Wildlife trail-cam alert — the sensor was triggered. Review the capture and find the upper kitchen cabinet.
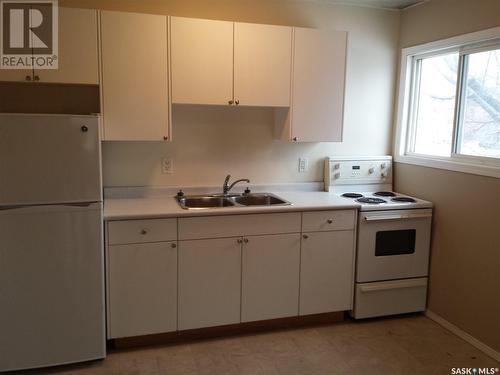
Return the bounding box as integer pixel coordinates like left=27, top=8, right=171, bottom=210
left=170, top=17, right=233, bottom=106
left=233, top=23, right=292, bottom=107
left=275, top=28, right=347, bottom=142
left=171, top=18, right=292, bottom=107
left=100, top=11, right=170, bottom=141
left=0, top=7, right=98, bottom=84
left=40, top=7, right=99, bottom=84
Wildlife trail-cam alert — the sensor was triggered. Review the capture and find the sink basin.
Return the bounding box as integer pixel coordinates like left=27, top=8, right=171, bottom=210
left=231, top=194, right=289, bottom=206
left=176, top=193, right=291, bottom=209
left=177, top=196, right=235, bottom=209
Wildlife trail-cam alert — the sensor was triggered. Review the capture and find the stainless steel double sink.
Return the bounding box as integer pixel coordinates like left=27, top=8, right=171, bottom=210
left=176, top=193, right=291, bottom=210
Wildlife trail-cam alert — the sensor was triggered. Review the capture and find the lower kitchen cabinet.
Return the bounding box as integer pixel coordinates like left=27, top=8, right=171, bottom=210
left=299, top=230, right=355, bottom=315
left=178, top=238, right=242, bottom=330
left=107, top=241, right=177, bottom=338
left=241, top=233, right=301, bottom=322
left=105, top=209, right=357, bottom=338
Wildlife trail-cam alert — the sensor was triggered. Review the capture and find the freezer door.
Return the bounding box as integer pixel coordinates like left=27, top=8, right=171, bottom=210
left=0, top=203, right=105, bottom=371
left=0, top=114, right=101, bottom=205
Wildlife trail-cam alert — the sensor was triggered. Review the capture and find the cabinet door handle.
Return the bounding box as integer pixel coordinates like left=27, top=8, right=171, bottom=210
left=243, top=238, right=249, bottom=243
left=303, top=234, right=309, bottom=239
left=228, top=100, right=234, bottom=105
left=25, top=75, right=32, bottom=81
left=327, top=219, right=333, bottom=224
left=171, top=243, right=177, bottom=248
left=163, top=136, right=169, bottom=141
left=140, top=229, right=148, bottom=235
left=292, top=137, right=298, bottom=142
left=34, top=75, right=40, bottom=81
left=235, top=100, right=240, bottom=105
left=237, top=238, right=243, bottom=244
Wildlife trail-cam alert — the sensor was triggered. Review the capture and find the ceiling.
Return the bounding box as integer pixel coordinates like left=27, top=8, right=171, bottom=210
left=300, top=0, right=428, bottom=10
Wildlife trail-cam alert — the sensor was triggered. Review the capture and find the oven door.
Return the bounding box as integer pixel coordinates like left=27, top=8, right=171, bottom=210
left=356, top=209, right=432, bottom=283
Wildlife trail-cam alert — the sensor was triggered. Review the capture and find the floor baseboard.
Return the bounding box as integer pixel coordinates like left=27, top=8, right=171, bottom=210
left=111, top=311, right=345, bottom=350
left=425, top=310, right=500, bottom=362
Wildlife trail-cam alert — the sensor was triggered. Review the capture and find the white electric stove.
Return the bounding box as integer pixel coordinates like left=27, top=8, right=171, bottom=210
left=324, top=156, right=433, bottom=319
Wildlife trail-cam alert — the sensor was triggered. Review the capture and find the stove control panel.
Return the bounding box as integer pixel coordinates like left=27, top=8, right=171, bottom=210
left=324, top=156, right=392, bottom=191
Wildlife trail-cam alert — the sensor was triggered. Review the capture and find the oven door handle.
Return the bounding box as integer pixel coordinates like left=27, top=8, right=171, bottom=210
left=364, top=212, right=432, bottom=222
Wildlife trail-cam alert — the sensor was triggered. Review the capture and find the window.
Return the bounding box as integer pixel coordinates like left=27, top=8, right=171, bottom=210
left=395, top=27, right=500, bottom=178
left=457, top=48, right=500, bottom=158
left=412, top=52, right=459, bottom=157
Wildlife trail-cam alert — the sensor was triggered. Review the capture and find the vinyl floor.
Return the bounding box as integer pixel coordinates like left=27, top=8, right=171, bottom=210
left=14, top=315, right=500, bottom=375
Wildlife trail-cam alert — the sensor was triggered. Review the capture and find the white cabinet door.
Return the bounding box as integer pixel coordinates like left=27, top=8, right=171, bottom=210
left=290, top=28, right=347, bottom=142
left=108, top=241, right=177, bottom=338
left=234, top=23, right=292, bottom=107
left=178, top=238, right=241, bottom=330
left=241, top=233, right=300, bottom=322
left=0, top=69, right=33, bottom=83
left=0, top=7, right=98, bottom=84
left=38, top=7, right=99, bottom=84
left=171, top=17, right=233, bottom=105
left=100, top=11, right=170, bottom=141
left=299, top=230, right=355, bottom=315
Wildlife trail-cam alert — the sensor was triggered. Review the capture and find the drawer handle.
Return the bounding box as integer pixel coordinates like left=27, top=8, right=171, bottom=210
left=327, top=219, right=334, bottom=224
left=171, top=243, right=177, bottom=248
left=140, top=229, right=148, bottom=235
left=303, top=234, right=309, bottom=239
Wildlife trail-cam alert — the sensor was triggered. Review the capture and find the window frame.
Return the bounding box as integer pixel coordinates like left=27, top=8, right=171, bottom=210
left=394, top=26, right=500, bottom=179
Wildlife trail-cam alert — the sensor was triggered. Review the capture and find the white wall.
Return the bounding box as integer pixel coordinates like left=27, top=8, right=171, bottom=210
left=63, top=0, right=400, bottom=187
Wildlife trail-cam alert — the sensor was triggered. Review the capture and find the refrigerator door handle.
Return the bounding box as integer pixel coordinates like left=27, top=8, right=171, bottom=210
left=0, top=206, right=22, bottom=211
left=0, top=202, right=101, bottom=211
left=61, top=202, right=100, bottom=207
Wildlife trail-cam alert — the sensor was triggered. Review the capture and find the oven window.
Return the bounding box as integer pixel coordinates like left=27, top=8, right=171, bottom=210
left=375, top=230, right=416, bottom=256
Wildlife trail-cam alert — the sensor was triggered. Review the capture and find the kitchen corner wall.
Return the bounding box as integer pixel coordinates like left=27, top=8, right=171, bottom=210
left=395, top=0, right=500, bottom=354
left=60, top=0, right=400, bottom=187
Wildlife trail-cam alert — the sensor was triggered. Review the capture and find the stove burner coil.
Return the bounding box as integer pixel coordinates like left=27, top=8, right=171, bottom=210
left=342, top=193, right=364, bottom=198
left=357, top=197, right=387, bottom=204
left=392, top=197, right=416, bottom=203
left=373, top=191, right=396, bottom=197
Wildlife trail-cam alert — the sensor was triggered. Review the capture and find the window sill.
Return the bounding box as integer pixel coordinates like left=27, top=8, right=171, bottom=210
left=394, top=154, right=500, bottom=179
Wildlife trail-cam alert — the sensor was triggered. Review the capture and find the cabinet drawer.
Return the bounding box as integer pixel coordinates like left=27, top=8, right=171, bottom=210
left=108, top=218, right=177, bottom=245
left=179, top=212, right=301, bottom=240
left=353, top=278, right=427, bottom=319
left=302, top=210, right=356, bottom=232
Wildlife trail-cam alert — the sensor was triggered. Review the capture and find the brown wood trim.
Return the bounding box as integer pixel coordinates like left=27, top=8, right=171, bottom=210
left=0, top=82, right=100, bottom=114
left=110, top=311, right=345, bottom=350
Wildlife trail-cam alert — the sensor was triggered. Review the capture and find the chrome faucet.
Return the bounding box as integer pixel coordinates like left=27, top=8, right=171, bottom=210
left=223, top=174, right=250, bottom=195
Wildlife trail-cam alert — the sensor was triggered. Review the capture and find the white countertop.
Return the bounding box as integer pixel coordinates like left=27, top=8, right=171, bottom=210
left=104, top=185, right=360, bottom=220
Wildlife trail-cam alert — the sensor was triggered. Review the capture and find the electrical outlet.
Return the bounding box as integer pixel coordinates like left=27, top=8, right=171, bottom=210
left=161, top=158, right=173, bottom=174
left=298, top=157, right=309, bottom=173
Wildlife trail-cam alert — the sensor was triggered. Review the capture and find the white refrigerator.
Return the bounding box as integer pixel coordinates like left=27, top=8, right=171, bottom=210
left=0, top=114, right=106, bottom=371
